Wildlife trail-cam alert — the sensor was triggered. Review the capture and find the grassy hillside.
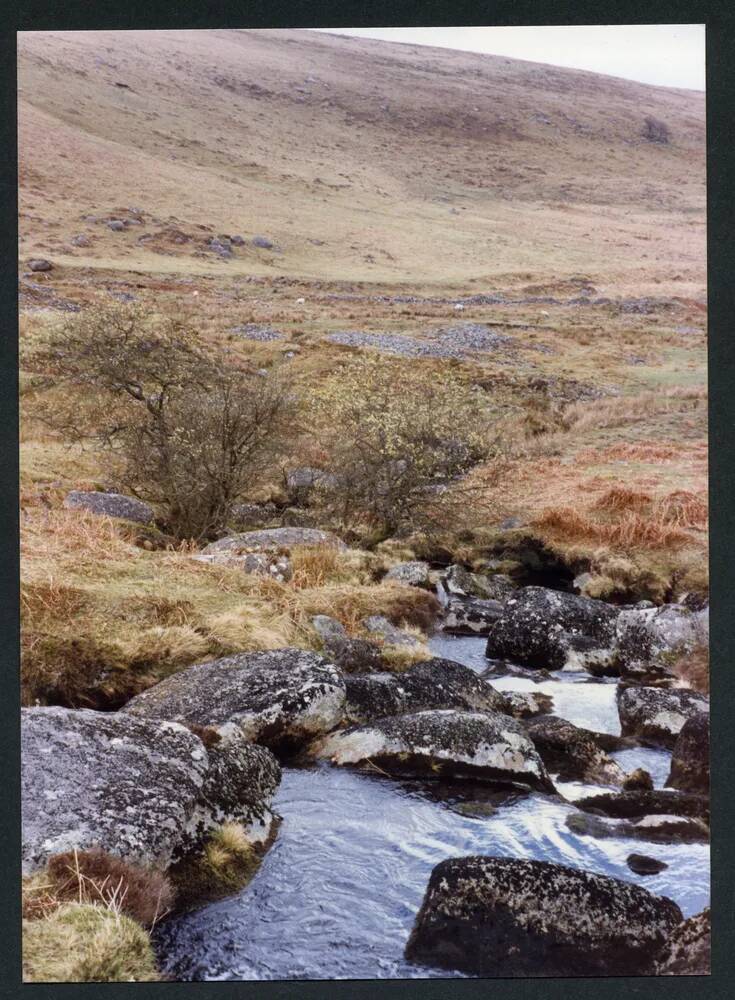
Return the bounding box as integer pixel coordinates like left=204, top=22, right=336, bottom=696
left=18, top=29, right=707, bottom=714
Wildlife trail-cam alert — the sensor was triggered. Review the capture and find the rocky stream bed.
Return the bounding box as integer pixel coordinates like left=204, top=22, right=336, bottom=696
left=153, top=632, right=709, bottom=981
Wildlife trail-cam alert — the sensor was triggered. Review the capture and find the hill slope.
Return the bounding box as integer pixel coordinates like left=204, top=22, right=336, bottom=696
left=18, top=28, right=705, bottom=289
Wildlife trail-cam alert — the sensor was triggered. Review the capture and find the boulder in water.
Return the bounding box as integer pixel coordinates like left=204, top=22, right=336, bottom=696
left=524, top=715, right=626, bottom=786
left=442, top=596, right=504, bottom=635
left=404, top=856, right=682, bottom=976
left=342, top=658, right=509, bottom=724
left=565, top=810, right=708, bottom=844
left=485, top=586, right=619, bottom=672
left=623, top=767, right=654, bottom=791
left=627, top=853, right=668, bottom=875
left=616, top=685, right=708, bottom=748
left=574, top=788, right=709, bottom=823
left=614, top=604, right=708, bottom=677
left=502, top=691, right=554, bottom=719
left=666, top=713, right=709, bottom=793
left=312, top=709, right=554, bottom=792
left=122, top=648, right=345, bottom=753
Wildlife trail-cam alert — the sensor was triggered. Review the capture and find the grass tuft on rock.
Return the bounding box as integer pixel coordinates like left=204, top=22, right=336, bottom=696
left=169, top=822, right=266, bottom=912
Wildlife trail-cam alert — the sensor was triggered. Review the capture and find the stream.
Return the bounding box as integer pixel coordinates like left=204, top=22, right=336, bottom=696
left=156, top=634, right=710, bottom=981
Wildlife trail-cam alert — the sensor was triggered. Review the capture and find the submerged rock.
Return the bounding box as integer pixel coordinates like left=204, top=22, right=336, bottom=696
left=312, top=709, right=554, bottom=792
left=202, top=527, right=345, bottom=553
left=666, top=713, right=709, bottom=793
left=617, top=685, right=709, bottom=748
left=405, top=856, right=682, bottom=976
left=627, top=853, right=669, bottom=875
left=485, top=586, right=619, bottom=672
left=342, top=658, right=509, bottom=724
left=524, top=715, right=626, bottom=786
left=574, top=788, right=709, bottom=823
left=565, top=810, right=708, bottom=844
left=122, top=648, right=345, bottom=753
left=21, top=707, right=279, bottom=873
left=654, top=908, right=710, bottom=975
left=63, top=490, right=154, bottom=525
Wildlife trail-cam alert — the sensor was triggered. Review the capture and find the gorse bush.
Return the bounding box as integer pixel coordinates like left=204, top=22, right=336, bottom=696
left=312, top=355, right=495, bottom=535
left=28, top=302, right=296, bottom=540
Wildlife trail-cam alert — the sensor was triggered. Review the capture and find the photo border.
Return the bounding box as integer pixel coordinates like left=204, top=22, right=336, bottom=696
left=2, top=1, right=732, bottom=997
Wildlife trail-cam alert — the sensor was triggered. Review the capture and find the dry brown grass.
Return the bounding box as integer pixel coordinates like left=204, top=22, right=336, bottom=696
left=23, top=849, right=173, bottom=928
left=533, top=504, right=693, bottom=550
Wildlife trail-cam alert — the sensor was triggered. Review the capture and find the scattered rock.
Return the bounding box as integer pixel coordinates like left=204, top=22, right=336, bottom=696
left=192, top=551, right=292, bottom=582
left=362, top=615, right=422, bottom=649
left=617, top=685, right=709, bottom=748
left=654, top=908, right=710, bottom=975
left=311, top=615, right=347, bottom=645
left=71, top=235, right=91, bottom=247
left=525, top=715, right=625, bottom=786
left=502, top=691, right=554, bottom=719
left=202, top=527, right=346, bottom=554
left=404, top=856, right=682, bottom=976
left=627, top=853, right=668, bottom=876
left=385, top=561, right=431, bottom=588
left=230, top=235, right=245, bottom=246
left=229, top=323, right=283, bottom=341
left=63, top=490, right=154, bottom=525
left=623, top=767, right=654, bottom=791
left=122, top=648, right=345, bottom=754
left=324, top=637, right=387, bottom=675
left=485, top=586, right=619, bottom=672
left=442, top=596, right=504, bottom=635
left=312, top=709, right=554, bottom=791
left=107, top=220, right=126, bottom=231
left=666, top=713, right=709, bottom=793
left=252, top=236, right=274, bottom=249
left=28, top=258, right=53, bottom=271
left=342, top=658, right=509, bottom=724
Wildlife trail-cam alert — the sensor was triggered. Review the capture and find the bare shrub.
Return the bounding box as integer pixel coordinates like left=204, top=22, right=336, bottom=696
left=311, top=355, right=496, bottom=535
left=642, top=115, right=670, bottom=144
left=27, top=301, right=296, bottom=540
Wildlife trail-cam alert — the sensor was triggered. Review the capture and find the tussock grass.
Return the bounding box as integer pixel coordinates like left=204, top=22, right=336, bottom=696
left=23, top=903, right=160, bottom=982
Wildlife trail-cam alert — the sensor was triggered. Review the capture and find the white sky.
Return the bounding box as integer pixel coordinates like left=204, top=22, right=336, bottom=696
left=313, top=25, right=705, bottom=91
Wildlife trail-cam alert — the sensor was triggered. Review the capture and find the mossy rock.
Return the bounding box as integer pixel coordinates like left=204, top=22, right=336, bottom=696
left=23, top=903, right=160, bottom=982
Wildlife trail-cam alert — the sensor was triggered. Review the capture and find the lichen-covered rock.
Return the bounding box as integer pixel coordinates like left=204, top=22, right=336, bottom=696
left=311, top=615, right=347, bottom=644
left=654, top=908, right=710, bottom=975
left=342, top=658, right=509, bottom=725
left=439, top=564, right=514, bottom=602
left=229, top=501, right=278, bottom=528
left=312, top=710, right=554, bottom=791
left=63, top=490, right=154, bottom=525
left=666, top=713, right=709, bottom=793
left=404, top=856, right=682, bottom=976
left=22, top=707, right=207, bottom=873
left=442, top=596, right=504, bottom=635
left=362, top=615, right=422, bottom=648
left=502, top=691, right=554, bottom=719
left=183, top=740, right=281, bottom=851
left=574, top=788, right=709, bottom=823
left=617, top=685, right=709, bottom=748
left=614, top=604, right=709, bottom=676
left=122, top=648, right=345, bottom=753
left=385, top=561, right=431, bottom=588
left=485, top=586, right=619, bottom=671
left=193, top=550, right=292, bottom=581
left=524, top=715, right=625, bottom=786
left=202, top=527, right=345, bottom=554
left=325, top=637, right=386, bottom=674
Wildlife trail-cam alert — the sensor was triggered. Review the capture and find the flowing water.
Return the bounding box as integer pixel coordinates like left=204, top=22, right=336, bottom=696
left=156, top=634, right=710, bottom=982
